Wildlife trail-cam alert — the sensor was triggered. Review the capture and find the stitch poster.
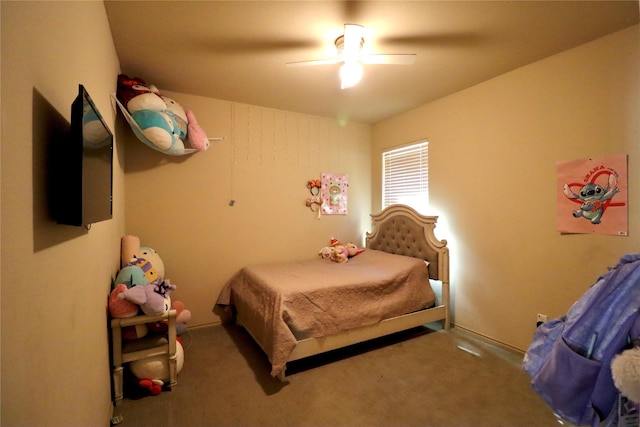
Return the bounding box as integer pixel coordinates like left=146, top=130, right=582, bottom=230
left=321, top=173, right=348, bottom=215
left=556, top=154, right=628, bottom=235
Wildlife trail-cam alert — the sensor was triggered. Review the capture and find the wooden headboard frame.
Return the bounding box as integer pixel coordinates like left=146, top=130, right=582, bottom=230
left=365, top=204, right=449, bottom=284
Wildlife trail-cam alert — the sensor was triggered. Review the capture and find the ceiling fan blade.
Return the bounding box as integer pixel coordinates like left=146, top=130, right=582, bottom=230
left=285, top=58, right=341, bottom=67
left=381, top=32, right=483, bottom=48
left=361, top=54, right=416, bottom=65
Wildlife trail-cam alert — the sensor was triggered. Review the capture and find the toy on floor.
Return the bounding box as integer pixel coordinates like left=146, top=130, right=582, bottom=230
left=116, top=74, right=209, bottom=155
left=130, top=338, right=185, bottom=396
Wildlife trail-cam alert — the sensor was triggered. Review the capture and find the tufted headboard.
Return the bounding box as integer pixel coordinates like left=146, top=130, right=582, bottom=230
left=365, top=204, right=449, bottom=283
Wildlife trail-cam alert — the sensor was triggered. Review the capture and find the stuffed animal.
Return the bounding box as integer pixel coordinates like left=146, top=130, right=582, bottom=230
left=332, top=245, right=349, bottom=263
left=147, top=300, right=192, bottom=336
left=115, top=257, right=160, bottom=289
left=612, top=347, right=640, bottom=403
left=318, top=246, right=333, bottom=259
left=330, top=237, right=343, bottom=248
left=116, top=74, right=209, bottom=155
left=186, top=110, right=209, bottom=151
left=130, top=338, right=185, bottom=396
left=109, top=284, right=148, bottom=339
left=346, top=243, right=365, bottom=258
left=118, top=274, right=176, bottom=316
left=329, top=237, right=347, bottom=262
left=324, top=238, right=362, bottom=263
left=118, top=235, right=191, bottom=329
left=121, top=235, right=165, bottom=279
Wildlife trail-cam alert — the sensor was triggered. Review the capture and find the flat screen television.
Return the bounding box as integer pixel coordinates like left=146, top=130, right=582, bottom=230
left=55, top=84, right=113, bottom=227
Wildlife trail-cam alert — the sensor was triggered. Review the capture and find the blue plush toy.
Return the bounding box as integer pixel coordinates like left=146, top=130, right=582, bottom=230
left=129, top=109, right=185, bottom=154
left=115, top=74, right=209, bottom=155
left=115, top=257, right=160, bottom=289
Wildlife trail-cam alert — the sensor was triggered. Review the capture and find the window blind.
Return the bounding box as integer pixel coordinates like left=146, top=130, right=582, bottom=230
left=382, top=141, right=428, bottom=212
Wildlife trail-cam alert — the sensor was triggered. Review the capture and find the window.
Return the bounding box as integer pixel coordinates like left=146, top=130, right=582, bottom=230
left=382, top=141, right=428, bottom=213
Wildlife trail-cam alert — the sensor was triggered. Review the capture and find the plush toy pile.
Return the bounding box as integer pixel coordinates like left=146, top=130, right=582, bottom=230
left=115, top=74, right=209, bottom=156
left=108, top=235, right=191, bottom=396
left=318, top=237, right=364, bottom=263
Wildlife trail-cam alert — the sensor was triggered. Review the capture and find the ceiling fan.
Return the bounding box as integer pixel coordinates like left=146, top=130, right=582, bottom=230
left=286, top=24, right=416, bottom=89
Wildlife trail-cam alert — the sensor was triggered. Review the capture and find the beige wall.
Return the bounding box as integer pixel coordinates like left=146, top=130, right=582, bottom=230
left=122, top=94, right=371, bottom=327
left=1, top=2, right=636, bottom=424
left=1, top=2, right=124, bottom=426
left=372, top=25, right=639, bottom=351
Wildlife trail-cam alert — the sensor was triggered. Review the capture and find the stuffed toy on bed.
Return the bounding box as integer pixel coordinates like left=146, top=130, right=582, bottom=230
left=346, top=242, right=365, bottom=258
left=116, top=74, right=209, bottom=155
left=322, top=238, right=364, bottom=263
left=318, top=246, right=333, bottom=259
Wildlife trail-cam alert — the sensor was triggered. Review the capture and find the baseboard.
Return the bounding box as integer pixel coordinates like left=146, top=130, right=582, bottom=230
left=451, top=323, right=526, bottom=355
left=188, top=321, right=223, bottom=331
left=107, top=400, right=114, bottom=426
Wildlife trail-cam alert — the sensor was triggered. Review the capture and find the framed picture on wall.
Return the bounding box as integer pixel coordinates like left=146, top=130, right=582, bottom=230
left=321, top=172, right=348, bottom=215
left=556, top=154, right=628, bottom=235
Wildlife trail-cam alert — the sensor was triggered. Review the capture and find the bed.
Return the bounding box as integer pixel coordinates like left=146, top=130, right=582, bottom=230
left=216, top=204, right=450, bottom=380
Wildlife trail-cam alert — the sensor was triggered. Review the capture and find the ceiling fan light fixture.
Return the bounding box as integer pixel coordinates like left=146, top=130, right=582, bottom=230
left=285, top=23, right=415, bottom=89
left=340, top=61, right=363, bottom=89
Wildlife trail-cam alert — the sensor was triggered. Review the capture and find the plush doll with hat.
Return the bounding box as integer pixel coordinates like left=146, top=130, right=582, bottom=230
left=116, top=74, right=209, bottom=155
left=329, top=237, right=348, bottom=263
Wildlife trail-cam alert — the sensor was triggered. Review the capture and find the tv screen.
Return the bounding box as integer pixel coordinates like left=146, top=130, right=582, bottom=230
left=56, top=84, right=113, bottom=227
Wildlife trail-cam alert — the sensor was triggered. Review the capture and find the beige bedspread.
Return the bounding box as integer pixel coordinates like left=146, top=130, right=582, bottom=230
left=216, top=249, right=436, bottom=377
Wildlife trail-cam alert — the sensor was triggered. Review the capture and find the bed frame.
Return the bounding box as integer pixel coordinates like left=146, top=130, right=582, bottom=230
left=276, top=204, right=450, bottom=380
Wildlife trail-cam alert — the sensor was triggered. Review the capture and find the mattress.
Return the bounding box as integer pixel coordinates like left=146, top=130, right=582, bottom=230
left=216, top=249, right=435, bottom=377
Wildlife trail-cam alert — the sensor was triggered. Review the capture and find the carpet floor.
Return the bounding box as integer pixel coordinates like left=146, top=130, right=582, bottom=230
left=113, top=323, right=561, bottom=426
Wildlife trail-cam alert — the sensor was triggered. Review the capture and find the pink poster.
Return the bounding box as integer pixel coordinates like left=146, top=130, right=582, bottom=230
left=556, top=154, right=628, bottom=235
left=321, top=173, right=348, bottom=215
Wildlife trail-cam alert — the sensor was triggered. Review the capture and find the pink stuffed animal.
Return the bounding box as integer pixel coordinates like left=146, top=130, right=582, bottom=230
left=346, top=243, right=365, bottom=258
left=109, top=284, right=148, bottom=339
left=118, top=276, right=176, bottom=316
left=332, top=245, right=349, bottom=263
left=186, top=110, right=209, bottom=151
